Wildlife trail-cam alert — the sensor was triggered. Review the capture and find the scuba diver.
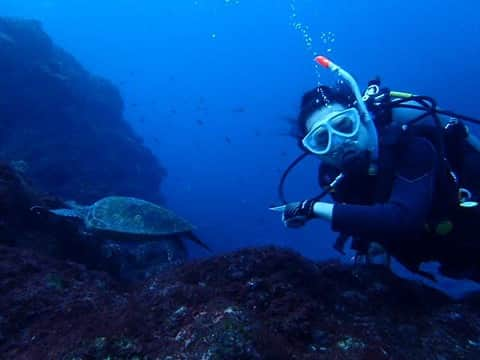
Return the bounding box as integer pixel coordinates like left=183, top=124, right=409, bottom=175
left=272, top=56, right=480, bottom=282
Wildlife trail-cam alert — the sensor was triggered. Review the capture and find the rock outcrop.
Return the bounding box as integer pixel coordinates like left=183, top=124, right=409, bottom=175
left=0, top=17, right=166, bottom=203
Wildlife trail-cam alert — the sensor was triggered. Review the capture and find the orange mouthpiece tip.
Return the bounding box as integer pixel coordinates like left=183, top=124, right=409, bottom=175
left=314, top=56, right=330, bottom=68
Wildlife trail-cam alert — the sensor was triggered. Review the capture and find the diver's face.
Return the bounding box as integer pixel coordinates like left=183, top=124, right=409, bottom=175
left=304, top=103, right=371, bottom=167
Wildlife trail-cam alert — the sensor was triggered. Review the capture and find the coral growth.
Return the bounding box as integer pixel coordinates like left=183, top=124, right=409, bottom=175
left=1, top=245, right=480, bottom=359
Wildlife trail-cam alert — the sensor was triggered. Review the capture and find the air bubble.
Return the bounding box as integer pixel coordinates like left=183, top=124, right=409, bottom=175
left=289, top=0, right=336, bottom=92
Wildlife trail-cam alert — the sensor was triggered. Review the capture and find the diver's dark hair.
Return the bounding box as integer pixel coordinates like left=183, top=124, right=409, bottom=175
left=289, top=85, right=355, bottom=148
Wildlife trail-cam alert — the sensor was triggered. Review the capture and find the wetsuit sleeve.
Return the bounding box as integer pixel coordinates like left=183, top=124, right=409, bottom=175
left=331, top=137, right=437, bottom=237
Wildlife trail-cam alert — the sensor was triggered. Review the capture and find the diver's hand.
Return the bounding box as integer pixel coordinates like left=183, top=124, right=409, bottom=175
left=282, top=200, right=316, bottom=228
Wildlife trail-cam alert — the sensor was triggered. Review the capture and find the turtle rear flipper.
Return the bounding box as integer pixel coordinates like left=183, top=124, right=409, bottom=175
left=184, top=232, right=212, bottom=252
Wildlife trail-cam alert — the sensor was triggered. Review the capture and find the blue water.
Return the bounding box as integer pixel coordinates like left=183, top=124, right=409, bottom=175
left=4, top=0, right=480, bottom=296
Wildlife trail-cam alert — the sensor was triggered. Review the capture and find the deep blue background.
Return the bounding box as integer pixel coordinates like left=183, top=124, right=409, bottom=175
left=4, top=0, right=480, bottom=296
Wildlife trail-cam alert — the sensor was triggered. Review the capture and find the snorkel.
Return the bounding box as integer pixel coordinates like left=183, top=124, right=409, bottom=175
left=274, top=56, right=379, bottom=206
left=315, top=56, right=379, bottom=172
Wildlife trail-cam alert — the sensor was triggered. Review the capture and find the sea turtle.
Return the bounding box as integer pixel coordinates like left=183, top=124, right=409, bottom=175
left=33, top=196, right=210, bottom=252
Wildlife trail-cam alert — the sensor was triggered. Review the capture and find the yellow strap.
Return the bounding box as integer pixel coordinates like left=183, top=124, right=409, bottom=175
left=390, top=91, right=414, bottom=99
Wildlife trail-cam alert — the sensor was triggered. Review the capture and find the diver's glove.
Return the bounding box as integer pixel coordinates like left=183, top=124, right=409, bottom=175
left=282, top=200, right=316, bottom=228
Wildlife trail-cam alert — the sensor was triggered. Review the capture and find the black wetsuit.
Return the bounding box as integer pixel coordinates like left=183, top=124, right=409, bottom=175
left=319, top=132, right=480, bottom=280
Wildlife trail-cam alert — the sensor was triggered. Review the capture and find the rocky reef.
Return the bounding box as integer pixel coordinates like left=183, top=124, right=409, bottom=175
left=2, top=244, right=480, bottom=359
left=0, top=17, right=166, bottom=203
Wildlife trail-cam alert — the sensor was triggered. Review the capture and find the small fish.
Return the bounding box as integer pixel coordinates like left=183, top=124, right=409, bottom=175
left=225, top=136, right=232, bottom=144
left=196, top=119, right=204, bottom=126
left=232, top=107, right=246, bottom=113
left=0, top=32, right=15, bottom=45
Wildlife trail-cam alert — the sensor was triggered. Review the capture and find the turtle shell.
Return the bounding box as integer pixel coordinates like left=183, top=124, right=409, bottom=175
left=84, top=196, right=194, bottom=236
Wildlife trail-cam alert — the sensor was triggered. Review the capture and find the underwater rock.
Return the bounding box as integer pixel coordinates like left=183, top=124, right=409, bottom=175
left=0, top=161, right=67, bottom=250
left=2, top=245, right=480, bottom=359
left=0, top=17, right=166, bottom=203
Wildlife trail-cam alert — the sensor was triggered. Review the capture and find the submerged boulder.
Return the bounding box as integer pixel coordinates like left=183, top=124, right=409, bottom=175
left=0, top=17, right=166, bottom=203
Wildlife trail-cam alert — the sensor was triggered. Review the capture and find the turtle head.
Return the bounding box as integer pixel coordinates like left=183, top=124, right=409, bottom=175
left=49, top=208, right=83, bottom=219
left=50, top=200, right=90, bottom=219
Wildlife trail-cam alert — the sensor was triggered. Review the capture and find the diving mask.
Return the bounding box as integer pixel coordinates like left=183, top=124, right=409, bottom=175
left=302, top=107, right=361, bottom=155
